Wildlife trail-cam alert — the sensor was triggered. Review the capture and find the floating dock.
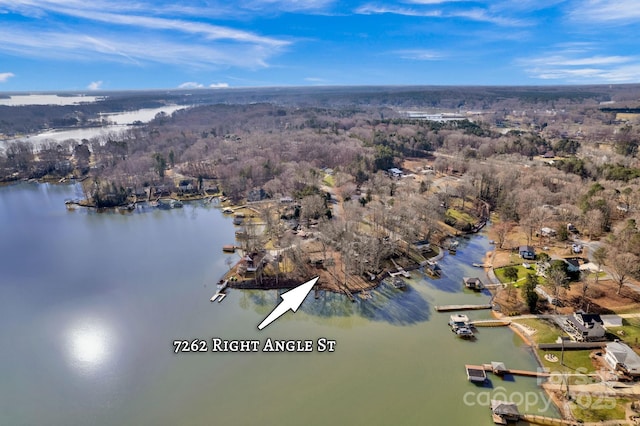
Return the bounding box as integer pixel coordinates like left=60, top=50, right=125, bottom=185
left=465, top=364, right=487, bottom=382
left=210, top=280, right=228, bottom=303
left=435, top=304, right=492, bottom=312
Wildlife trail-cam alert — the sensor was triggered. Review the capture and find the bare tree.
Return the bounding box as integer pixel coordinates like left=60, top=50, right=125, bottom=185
left=608, top=250, right=640, bottom=295
left=592, top=246, right=607, bottom=285
left=584, top=209, right=605, bottom=239
left=545, top=265, right=568, bottom=313
left=494, top=221, right=515, bottom=249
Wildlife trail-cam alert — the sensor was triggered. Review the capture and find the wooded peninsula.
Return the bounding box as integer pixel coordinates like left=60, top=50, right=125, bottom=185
left=2, top=85, right=640, bottom=312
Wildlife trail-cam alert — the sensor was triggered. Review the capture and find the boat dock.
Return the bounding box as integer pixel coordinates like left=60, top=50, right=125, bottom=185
left=210, top=280, right=228, bottom=303
left=435, top=304, right=492, bottom=312
left=389, top=259, right=410, bottom=278
left=466, top=362, right=550, bottom=378
left=519, top=414, right=580, bottom=425
left=465, top=364, right=487, bottom=382
left=210, top=291, right=227, bottom=303
left=470, top=319, right=511, bottom=327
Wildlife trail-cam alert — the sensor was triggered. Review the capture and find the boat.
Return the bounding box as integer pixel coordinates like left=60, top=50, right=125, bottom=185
left=222, top=245, right=236, bottom=253
left=448, top=241, right=458, bottom=254
left=453, top=326, right=474, bottom=338
left=472, top=263, right=484, bottom=268
left=222, top=207, right=233, bottom=214
left=390, top=277, right=406, bottom=289
left=217, top=280, right=228, bottom=291
left=449, top=314, right=475, bottom=338
left=449, top=314, right=470, bottom=328
left=158, top=199, right=183, bottom=209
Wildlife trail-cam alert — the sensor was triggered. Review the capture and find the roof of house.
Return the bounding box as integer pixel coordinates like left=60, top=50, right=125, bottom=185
left=575, top=311, right=603, bottom=325
left=566, top=312, right=604, bottom=333
left=519, top=245, right=534, bottom=252
left=491, top=400, right=520, bottom=417
left=565, top=258, right=580, bottom=268
left=606, top=341, right=640, bottom=373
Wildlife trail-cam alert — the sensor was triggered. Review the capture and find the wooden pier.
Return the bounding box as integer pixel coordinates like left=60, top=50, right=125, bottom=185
left=471, top=319, right=511, bottom=327
left=519, top=414, right=580, bottom=425
left=468, top=362, right=550, bottom=378
left=435, top=304, right=492, bottom=312
left=389, top=259, right=410, bottom=278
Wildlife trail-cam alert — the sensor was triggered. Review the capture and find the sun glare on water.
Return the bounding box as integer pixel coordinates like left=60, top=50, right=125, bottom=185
left=67, top=321, right=113, bottom=370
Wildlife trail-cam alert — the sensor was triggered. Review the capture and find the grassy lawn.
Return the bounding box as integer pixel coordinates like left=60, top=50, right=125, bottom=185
left=446, top=208, right=476, bottom=225
left=426, top=245, right=440, bottom=258
left=570, top=398, right=627, bottom=422
left=494, top=264, right=535, bottom=286
left=513, top=318, right=564, bottom=344
left=538, top=349, right=597, bottom=375
left=606, top=317, right=640, bottom=348
left=322, top=174, right=335, bottom=187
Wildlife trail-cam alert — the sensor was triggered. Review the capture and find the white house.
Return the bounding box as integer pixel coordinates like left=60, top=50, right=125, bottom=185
left=565, top=311, right=605, bottom=341
left=388, top=168, right=403, bottom=178
left=604, top=341, right=640, bottom=376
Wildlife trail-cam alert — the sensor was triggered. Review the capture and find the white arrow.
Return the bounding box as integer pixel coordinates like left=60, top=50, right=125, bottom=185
left=257, top=277, right=318, bottom=330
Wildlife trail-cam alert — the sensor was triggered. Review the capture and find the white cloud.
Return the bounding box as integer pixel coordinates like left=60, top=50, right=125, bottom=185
left=0, top=1, right=290, bottom=69
left=570, top=0, right=640, bottom=23
left=0, top=27, right=283, bottom=68
left=87, top=80, right=103, bottom=90
left=209, top=82, right=229, bottom=88
left=407, top=0, right=469, bottom=4
left=394, top=49, right=444, bottom=60
left=355, top=3, right=526, bottom=25
left=178, top=82, right=204, bottom=89
left=0, top=72, right=14, bottom=82
left=520, top=47, right=640, bottom=83
left=243, top=0, right=335, bottom=12
left=355, top=4, right=441, bottom=17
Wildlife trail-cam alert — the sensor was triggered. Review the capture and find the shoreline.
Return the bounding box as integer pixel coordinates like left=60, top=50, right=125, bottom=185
left=495, top=308, right=572, bottom=422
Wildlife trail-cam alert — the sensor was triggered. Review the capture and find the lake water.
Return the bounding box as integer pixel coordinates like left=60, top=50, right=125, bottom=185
left=2, top=105, right=188, bottom=148
left=0, top=94, right=104, bottom=106
left=0, top=183, right=558, bottom=426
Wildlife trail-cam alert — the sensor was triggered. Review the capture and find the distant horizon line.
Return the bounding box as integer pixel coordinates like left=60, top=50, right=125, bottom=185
left=1, top=82, right=640, bottom=95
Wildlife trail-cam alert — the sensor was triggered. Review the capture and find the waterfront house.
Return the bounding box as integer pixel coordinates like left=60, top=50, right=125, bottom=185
left=248, top=188, right=267, bottom=202
left=604, top=341, right=640, bottom=376
left=178, top=179, right=195, bottom=193
left=565, top=311, right=605, bottom=341
left=413, top=239, right=431, bottom=251
left=519, top=245, right=535, bottom=260
left=463, top=277, right=484, bottom=291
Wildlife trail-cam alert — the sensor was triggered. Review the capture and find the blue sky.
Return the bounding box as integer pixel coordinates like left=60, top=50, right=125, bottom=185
left=0, top=0, right=639, bottom=91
